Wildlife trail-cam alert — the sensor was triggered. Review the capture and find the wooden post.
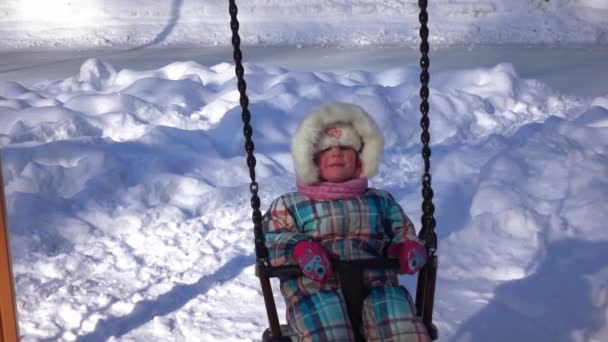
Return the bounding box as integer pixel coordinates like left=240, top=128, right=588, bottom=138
left=0, top=155, right=20, bottom=342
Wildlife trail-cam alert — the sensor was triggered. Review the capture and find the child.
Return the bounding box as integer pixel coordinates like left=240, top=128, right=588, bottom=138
left=262, top=102, right=431, bottom=341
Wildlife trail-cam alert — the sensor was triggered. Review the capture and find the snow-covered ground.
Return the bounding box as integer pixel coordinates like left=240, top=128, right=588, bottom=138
left=0, top=0, right=607, bottom=49
left=1, top=1, right=608, bottom=342
left=2, top=45, right=608, bottom=98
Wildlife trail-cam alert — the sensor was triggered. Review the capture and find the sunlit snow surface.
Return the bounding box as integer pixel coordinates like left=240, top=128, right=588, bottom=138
left=1, top=58, right=607, bottom=341
left=1, top=0, right=607, bottom=48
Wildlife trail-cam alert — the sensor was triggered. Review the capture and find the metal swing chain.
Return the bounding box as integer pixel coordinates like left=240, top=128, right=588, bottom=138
left=418, top=0, right=438, bottom=256
left=229, top=4, right=288, bottom=340
left=228, top=0, right=267, bottom=261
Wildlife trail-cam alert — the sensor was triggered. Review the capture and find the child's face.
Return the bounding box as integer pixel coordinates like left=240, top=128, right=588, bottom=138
left=315, top=146, right=360, bottom=182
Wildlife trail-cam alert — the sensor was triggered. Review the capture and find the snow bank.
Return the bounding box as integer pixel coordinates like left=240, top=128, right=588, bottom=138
left=1, top=57, right=607, bottom=340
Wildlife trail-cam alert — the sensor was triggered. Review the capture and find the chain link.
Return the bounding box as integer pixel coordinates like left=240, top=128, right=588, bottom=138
left=228, top=0, right=267, bottom=261
left=418, top=0, right=438, bottom=255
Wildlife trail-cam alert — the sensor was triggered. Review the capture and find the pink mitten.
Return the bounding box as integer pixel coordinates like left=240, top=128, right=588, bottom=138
left=388, top=240, right=428, bottom=274
left=292, top=241, right=333, bottom=283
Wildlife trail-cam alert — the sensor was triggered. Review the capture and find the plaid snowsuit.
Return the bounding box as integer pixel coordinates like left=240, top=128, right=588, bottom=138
left=262, top=188, right=430, bottom=342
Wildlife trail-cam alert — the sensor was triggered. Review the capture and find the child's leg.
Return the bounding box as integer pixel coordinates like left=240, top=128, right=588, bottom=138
left=287, top=289, right=355, bottom=342
left=362, top=286, right=431, bottom=342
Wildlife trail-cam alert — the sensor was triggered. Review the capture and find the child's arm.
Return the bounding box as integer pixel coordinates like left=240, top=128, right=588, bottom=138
left=262, top=195, right=311, bottom=267
left=384, top=193, right=423, bottom=246
left=384, top=192, right=428, bottom=274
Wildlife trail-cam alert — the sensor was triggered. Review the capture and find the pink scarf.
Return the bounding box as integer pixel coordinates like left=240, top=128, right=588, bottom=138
left=297, top=178, right=368, bottom=201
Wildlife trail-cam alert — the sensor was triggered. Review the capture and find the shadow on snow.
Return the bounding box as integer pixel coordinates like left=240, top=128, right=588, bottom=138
left=75, top=254, right=255, bottom=342
left=451, top=238, right=608, bottom=342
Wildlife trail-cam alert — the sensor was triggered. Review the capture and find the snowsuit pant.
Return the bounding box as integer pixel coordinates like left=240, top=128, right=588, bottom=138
left=287, top=285, right=431, bottom=342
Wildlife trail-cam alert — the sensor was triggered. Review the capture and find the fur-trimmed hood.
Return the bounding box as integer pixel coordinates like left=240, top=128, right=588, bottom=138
left=291, top=102, right=384, bottom=184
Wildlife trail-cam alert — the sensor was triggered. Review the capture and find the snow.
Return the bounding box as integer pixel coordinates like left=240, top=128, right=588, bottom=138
left=1, top=0, right=608, bottom=49
left=1, top=1, right=607, bottom=342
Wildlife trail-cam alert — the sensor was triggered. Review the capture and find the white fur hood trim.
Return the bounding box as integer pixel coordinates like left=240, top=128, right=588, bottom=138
left=291, top=102, right=384, bottom=184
